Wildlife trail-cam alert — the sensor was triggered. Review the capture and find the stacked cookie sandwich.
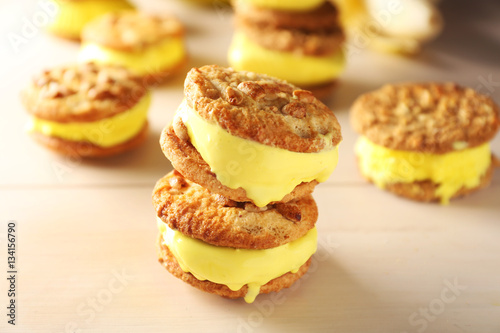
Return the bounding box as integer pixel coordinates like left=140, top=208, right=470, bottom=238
left=153, top=65, right=342, bottom=303
left=228, top=0, right=346, bottom=99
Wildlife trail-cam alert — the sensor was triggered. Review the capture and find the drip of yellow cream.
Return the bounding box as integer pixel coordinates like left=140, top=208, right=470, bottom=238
left=177, top=100, right=339, bottom=207
left=78, top=38, right=186, bottom=76
left=158, top=218, right=317, bottom=303
left=228, top=33, right=345, bottom=86
left=47, top=0, right=134, bottom=39
left=238, top=0, right=324, bottom=11
left=27, top=93, right=150, bottom=147
left=355, top=136, right=492, bottom=204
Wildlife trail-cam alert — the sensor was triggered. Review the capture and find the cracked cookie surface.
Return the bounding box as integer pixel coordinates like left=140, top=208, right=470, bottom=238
left=351, top=82, right=500, bottom=153
left=22, top=62, right=147, bottom=123
left=153, top=170, right=318, bottom=249
left=184, top=65, right=342, bottom=153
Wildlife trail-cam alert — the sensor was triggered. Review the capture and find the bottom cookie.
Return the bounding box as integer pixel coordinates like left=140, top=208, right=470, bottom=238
left=46, top=29, right=81, bottom=41
left=157, top=233, right=312, bottom=302
left=363, top=156, right=496, bottom=203
left=30, top=121, right=149, bottom=158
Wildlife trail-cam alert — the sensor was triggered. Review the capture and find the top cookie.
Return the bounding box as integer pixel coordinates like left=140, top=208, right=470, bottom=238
left=184, top=65, right=342, bottom=153
left=21, top=62, right=147, bottom=123
left=81, top=11, right=185, bottom=51
left=351, top=82, right=500, bottom=153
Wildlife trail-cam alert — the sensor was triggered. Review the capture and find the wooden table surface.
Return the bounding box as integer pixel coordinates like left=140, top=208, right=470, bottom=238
left=1, top=0, right=499, bottom=332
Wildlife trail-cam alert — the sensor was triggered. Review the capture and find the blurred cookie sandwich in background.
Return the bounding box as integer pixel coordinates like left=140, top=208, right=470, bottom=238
left=79, top=11, right=187, bottom=85
left=351, top=82, right=500, bottom=204
left=21, top=62, right=151, bottom=157
left=228, top=0, right=346, bottom=99
left=333, top=0, right=443, bottom=54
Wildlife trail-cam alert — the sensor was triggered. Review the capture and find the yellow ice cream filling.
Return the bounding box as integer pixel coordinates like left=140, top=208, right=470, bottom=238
left=239, top=0, right=324, bottom=11
left=158, top=218, right=317, bottom=303
left=28, top=93, right=150, bottom=148
left=355, top=136, right=492, bottom=204
left=228, top=33, right=345, bottom=86
left=78, top=38, right=186, bottom=76
left=178, top=100, right=339, bottom=207
left=47, top=0, right=133, bottom=39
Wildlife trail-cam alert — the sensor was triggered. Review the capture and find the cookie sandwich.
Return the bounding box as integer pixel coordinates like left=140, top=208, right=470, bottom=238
left=154, top=170, right=318, bottom=303
left=154, top=65, right=342, bottom=303
left=79, top=11, right=187, bottom=85
left=161, top=65, right=342, bottom=207
left=46, top=0, right=134, bottom=40
left=21, top=62, right=151, bottom=157
left=228, top=0, right=346, bottom=99
left=351, top=82, right=500, bottom=204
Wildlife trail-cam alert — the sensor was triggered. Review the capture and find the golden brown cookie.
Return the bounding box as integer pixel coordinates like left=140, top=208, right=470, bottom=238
left=21, top=62, right=151, bottom=157
left=157, top=234, right=312, bottom=300
left=183, top=65, right=342, bottom=153
left=351, top=82, right=500, bottom=154
left=234, top=0, right=345, bottom=56
left=153, top=170, right=318, bottom=249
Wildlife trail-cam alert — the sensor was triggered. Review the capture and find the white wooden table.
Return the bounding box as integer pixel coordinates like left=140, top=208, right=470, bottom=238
left=1, top=0, right=499, bottom=332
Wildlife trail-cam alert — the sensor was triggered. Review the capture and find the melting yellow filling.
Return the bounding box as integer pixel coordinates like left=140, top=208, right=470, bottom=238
left=27, top=93, right=150, bottom=147
left=239, top=0, right=324, bottom=11
left=78, top=38, right=186, bottom=76
left=178, top=100, right=339, bottom=207
left=47, top=0, right=133, bottom=39
left=228, top=33, right=345, bottom=86
left=158, top=218, right=317, bottom=303
left=355, top=136, right=492, bottom=204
